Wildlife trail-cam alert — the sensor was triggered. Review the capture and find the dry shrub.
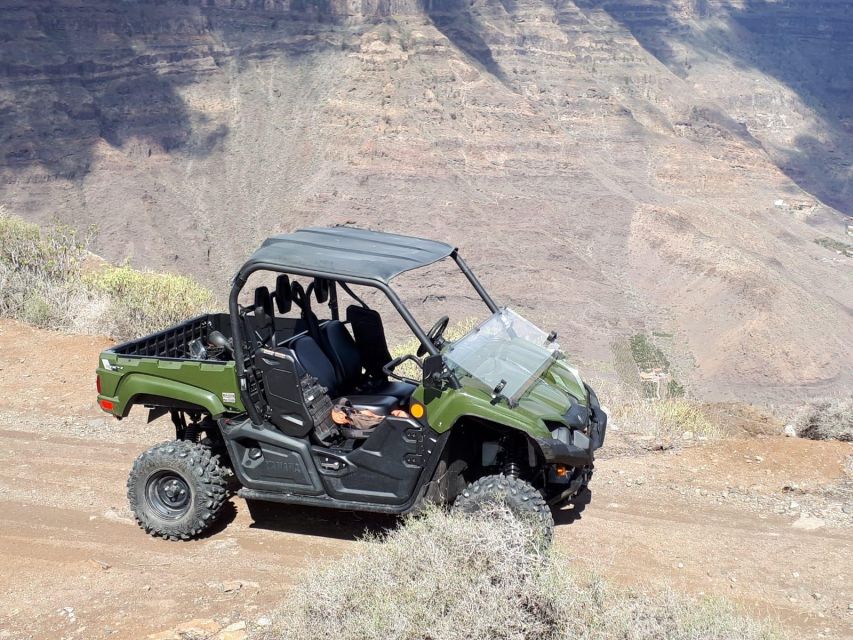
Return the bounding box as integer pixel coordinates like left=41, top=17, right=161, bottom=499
left=270, top=507, right=782, bottom=640
left=613, top=396, right=718, bottom=441
left=0, top=209, right=96, bottom=330
left=793, top=396, right=853, bottom=442
left=0, top=208, right=213, bottom=340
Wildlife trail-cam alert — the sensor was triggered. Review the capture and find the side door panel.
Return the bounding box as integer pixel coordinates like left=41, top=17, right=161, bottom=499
left=314, top=417, right=425, bottom=505
left=222, top=419, right=325, bottom=495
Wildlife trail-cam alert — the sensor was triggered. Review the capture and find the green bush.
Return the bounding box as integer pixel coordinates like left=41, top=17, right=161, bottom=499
left=20, top=292, right=56, bottom=327
left=667, top=379, right=686, bottom=398
left=0, top=210, right=92, bottom=281
left=270, top=507, right=783, bottom=640
left=84, top=264, right=213, bottom=339
left=0, top=208, right=213, bottom=339
left=814, top=236, right=853, bottom=255
left=0, top=210, right=94, bottom=329
left=629, top=333, right=671, bottom=371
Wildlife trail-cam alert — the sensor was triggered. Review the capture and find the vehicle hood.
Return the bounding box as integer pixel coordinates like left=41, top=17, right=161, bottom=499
left=514, top=358, right=587, bottom=421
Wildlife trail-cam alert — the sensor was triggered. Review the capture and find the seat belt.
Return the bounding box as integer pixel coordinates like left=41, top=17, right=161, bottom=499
left=292, top=281, right=345, bottom=385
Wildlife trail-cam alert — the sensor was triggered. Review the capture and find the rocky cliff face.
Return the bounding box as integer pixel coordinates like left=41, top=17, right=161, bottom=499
left=1, top=0, right=851, bottom=401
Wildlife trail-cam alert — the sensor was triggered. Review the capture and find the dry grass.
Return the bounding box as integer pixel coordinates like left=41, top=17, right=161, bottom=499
left=792, top=395, right=853, bottom=442
left=588, top=375, right=717, bottom=445
left=0, top=209, right=213, bottom=340
left=389, top=317, right=479, bottom=379
left=613, top=396, right=718, bottom=441
left=268, top=506, right=783, bottom=640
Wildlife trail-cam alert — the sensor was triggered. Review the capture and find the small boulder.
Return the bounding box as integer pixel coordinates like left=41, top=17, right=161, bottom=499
left=791, top=514, right=825, bottom=530
left=147, top=619, right=221, bottom=640
left=221, top=580, right=242, bottom=593
left=217, top=621, right=247, bottom=640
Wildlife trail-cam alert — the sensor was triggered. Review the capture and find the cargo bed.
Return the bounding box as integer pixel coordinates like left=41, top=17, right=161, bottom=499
left=97, top=314, right=245, bottom=419
left=109, top=314, right=233, bottom=361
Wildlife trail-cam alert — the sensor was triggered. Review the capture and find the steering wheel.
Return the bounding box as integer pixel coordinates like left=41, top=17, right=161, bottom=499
left=418, top=315, right=450, bottom=357
left=383, top=354, right=423, bottom=385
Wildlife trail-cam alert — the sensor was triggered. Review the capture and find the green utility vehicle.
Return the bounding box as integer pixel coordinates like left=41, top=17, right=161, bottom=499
left=96, top=228, right=606, bottom=540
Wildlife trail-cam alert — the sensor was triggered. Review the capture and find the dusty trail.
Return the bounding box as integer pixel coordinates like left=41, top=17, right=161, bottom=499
left=0, top=320, right=850, bottom=639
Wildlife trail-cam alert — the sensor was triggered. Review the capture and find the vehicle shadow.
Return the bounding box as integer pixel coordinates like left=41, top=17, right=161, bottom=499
left=245, top=500, right=399, bottom=541
left=552, top=488, right=592, bottom=527
left=232, top=489, right=592, bottom=539
left=197, top=500, right=239, bottom=539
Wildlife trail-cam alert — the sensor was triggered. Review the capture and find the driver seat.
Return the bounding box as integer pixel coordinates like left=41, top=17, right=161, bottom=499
left=320, top=319, right=416, bottom=401
left=291, top=335, right=408, bottom=416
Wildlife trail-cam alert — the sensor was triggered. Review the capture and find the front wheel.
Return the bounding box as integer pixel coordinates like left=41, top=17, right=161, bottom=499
left=451, top=474, right=554, bottom=540
left=128, top=440, right=228, bottom=541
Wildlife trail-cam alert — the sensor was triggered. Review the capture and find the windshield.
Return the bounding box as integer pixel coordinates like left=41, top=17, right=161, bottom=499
left=443, top=308, right=561, bottom=402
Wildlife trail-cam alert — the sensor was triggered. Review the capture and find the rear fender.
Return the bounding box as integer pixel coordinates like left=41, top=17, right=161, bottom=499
left=112, top=373, right=227, bottom=418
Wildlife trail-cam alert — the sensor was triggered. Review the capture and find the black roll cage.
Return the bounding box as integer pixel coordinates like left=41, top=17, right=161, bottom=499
left=229, top=250, right=498, bottom=425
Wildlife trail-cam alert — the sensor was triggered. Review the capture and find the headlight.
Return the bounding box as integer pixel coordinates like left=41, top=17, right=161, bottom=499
left=564, top=398, right=590, bottom=429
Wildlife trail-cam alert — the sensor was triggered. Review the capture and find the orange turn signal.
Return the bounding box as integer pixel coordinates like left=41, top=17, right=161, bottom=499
left=554, top=464, right=568, bottom=478
left=410, top=403, right=425, bottom=419
left=99, top=398, right=115, bottom=412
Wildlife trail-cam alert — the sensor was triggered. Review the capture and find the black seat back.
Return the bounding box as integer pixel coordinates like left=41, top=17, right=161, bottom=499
left=346, top=305, right=393, bottom=383
left=291, top=281, right=324, bottom=345
left=321, top=320, right=362, bottom=389
left=291, top=335, right=338, bottom=396
left=250, top=286, right=275, bottom=348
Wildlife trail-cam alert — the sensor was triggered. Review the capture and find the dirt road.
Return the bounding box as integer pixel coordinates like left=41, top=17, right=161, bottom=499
left=0, top=320, right=850, bottom=639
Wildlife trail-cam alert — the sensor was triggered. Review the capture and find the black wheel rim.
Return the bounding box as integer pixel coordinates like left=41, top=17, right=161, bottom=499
left=145, top=470, right=192, bottom=520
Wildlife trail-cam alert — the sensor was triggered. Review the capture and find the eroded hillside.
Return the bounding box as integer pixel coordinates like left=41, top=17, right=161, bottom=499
left=1, top=0, right=851, bottom=401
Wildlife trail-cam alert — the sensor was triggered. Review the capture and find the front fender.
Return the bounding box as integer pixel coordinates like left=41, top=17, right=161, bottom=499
left=109, top=373, right=227, bottom=418
left=414, top=386, right=552, bottom=439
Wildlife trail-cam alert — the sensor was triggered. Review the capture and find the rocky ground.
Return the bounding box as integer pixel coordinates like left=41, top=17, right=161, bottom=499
left=0, top=319, right=851, bottom=640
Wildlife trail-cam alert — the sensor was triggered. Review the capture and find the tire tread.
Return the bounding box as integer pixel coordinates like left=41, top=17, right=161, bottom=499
left=127, top=440, right=228, bottom=541
left=452, top=473, right=554, bottom=539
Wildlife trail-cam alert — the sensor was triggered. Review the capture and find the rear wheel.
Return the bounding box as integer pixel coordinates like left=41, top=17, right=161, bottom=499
left=451, top=474, right=554, bottom=540
left=128, top=441, right=228, bottom=541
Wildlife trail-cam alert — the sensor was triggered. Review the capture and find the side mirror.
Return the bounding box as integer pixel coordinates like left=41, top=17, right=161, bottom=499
left=253, top=286, right=273, bottom=317
left=422, top=354, right=448, bottom=390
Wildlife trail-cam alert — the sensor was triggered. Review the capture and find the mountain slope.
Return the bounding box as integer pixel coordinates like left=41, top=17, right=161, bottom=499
left=1, top=0, right=850, bottom=401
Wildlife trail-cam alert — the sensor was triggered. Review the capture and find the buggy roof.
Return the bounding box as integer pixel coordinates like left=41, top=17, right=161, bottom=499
left=240, top=227, right=455, bottom=284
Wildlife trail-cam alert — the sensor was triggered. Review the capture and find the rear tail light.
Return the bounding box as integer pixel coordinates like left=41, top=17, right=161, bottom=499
left=96, top=375, right=102, bottom=394
left=99, top=398, right=114, bottom=412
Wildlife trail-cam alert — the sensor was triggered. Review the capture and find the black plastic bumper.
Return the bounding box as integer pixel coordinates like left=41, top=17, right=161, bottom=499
left=534, top=434, right=594, bottom=466
left=534, top=384, right=607, bottom=467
